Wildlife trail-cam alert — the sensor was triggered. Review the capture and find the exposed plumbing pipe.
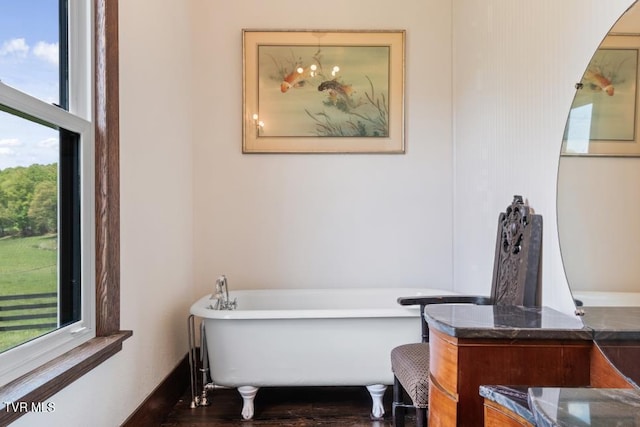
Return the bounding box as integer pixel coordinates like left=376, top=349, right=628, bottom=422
left=187, top=315, right=213, bottom=407
left=198, top=320, right=211, bottom=406
left=187, top=314, right=198, bottom=408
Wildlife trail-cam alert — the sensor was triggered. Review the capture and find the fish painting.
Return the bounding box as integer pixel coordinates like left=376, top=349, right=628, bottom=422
left=280, top=65, right=316, bottom=93
left=317, top=79, right=356, bottom=108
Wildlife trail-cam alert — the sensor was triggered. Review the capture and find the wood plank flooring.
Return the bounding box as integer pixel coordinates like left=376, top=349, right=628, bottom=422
left=162, top=385, right=414, bottom=426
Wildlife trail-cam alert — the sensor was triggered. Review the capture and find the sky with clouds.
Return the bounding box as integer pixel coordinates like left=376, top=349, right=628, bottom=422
left=0, top=0, right=60, bottom=170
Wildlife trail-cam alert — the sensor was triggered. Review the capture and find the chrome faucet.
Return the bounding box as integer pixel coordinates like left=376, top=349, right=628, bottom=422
left=210, top=275, right=237, bottom=310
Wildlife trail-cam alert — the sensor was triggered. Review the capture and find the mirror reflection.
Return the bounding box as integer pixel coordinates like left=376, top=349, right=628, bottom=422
left=559, top=1, right=640, bottom=307
left=558, top=0, right=640, bottom=387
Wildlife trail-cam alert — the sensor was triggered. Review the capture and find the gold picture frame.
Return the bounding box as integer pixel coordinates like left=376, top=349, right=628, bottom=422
left=242, top=30, right=405, bottom=154
left=563, top=35, right=640, bottom=156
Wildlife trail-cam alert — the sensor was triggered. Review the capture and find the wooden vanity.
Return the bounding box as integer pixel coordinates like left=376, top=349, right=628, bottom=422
left=582, top=306, right=640, bottom=388
left=479, top=344, right=635, bottom=427
left=423, top=304, right=636, bottom=426
left=472, top=306, right=640, bottom=426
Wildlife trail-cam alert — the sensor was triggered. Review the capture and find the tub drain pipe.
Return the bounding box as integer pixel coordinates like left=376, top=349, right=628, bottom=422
left=187, top=314, right=199, bottom=408
left=198, top=320, right=212, bottom=406
left=187, top=315, right=214, bottom=408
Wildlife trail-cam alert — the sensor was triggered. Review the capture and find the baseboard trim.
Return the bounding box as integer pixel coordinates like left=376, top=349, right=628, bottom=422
left=122, top=353, right=190, bottom=427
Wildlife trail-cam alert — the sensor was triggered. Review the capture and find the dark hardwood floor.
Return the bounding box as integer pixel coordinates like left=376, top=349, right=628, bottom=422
left=162, top=385, right=414, bottom=426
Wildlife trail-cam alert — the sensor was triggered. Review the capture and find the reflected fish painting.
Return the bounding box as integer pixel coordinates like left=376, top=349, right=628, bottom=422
left=583, top=69, right=615, bottom=96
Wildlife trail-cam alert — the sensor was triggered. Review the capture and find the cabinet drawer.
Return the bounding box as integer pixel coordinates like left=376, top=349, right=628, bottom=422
left=429, top=328, right=459, bottom=395
left=429, top=377, right=458, bottom=427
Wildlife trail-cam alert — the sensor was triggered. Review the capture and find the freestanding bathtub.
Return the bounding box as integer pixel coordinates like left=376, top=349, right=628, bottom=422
left=189, top=287, right=455, bottom=420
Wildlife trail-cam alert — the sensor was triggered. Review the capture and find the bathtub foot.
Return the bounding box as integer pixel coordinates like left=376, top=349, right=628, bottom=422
left=237, top=386, right=259, bottom=420
left=366, top=384, right=387, bottom=420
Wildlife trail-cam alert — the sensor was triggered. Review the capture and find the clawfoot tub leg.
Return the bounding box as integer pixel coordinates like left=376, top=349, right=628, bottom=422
left=366, top=384, right=387, bottom=420
left=237, top=386, right=259, bottom=420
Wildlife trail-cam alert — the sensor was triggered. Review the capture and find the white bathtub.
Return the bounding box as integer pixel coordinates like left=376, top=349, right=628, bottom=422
left=189, top=287, right=454, bottom=420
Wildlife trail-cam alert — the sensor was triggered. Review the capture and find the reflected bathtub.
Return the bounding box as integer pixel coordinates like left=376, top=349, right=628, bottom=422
left=189, top=287, right=453, bottom=420
left=573, top=291, right=640, bottom=307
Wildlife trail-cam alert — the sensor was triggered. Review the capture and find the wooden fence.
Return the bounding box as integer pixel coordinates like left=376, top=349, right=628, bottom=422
left=0, top=292, right=57, bottom=331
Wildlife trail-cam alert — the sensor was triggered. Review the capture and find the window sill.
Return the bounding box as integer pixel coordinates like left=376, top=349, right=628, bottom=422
left=0, top=330, right=132, bottom=425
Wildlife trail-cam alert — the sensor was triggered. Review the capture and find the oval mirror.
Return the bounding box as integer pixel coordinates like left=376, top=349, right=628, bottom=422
left=558, top=0, right=640, bottom=386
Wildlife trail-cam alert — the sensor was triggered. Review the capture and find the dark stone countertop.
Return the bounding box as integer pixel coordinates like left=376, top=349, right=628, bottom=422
left=479, top=385, right=535, bottom=424
left=581, top=306, right=640, bottom=341
left=528, top=387, right=640, bottom=427
left=423, top=304, right=591, bottom=340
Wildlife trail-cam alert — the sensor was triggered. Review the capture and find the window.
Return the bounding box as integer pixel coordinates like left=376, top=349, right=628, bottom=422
left=0, top=2, right=125, bottom=422
left=0, top=0, right=93, bottom=384
left=0, top=0, right=62, bottom=105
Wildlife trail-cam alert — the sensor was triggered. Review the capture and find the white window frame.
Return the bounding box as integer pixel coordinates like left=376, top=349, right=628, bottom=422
left=0, top=0, right=95, bottom=386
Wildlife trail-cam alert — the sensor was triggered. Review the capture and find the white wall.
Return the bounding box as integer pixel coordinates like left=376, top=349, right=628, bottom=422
left=10, top=1, right=638, bottom=425
left=452, top=0, right=634, bottom=313
left=190, top=0, right=455, bottom=294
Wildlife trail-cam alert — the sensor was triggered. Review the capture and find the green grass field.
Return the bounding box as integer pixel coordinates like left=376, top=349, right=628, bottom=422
left=0, top=235, right=58, bottom=353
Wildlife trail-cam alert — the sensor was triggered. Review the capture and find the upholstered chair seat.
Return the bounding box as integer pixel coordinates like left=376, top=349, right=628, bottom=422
left=390, top=343, right=430, bottom=408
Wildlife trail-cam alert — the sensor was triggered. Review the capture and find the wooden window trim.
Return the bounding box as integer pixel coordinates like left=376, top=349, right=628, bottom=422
left=94, top=0, right=121, bottom=336
left=0, top=1, right=131, bottom=424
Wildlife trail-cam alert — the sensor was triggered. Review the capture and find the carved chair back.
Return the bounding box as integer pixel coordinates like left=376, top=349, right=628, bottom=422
left=489, top=195, right=543, bottom=307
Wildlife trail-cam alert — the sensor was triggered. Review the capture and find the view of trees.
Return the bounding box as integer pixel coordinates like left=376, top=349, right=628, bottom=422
left=0, top=164, right=57, bottom=237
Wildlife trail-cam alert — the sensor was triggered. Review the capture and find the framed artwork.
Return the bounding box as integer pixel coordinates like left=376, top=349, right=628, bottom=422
left=563, top=35, right=640, bottom=156
left=242, top=30, right=405, bottom=154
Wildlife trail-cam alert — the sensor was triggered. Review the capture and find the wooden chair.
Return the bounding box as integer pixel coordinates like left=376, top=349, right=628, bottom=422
left=390, top=195, right=543, bottom=427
